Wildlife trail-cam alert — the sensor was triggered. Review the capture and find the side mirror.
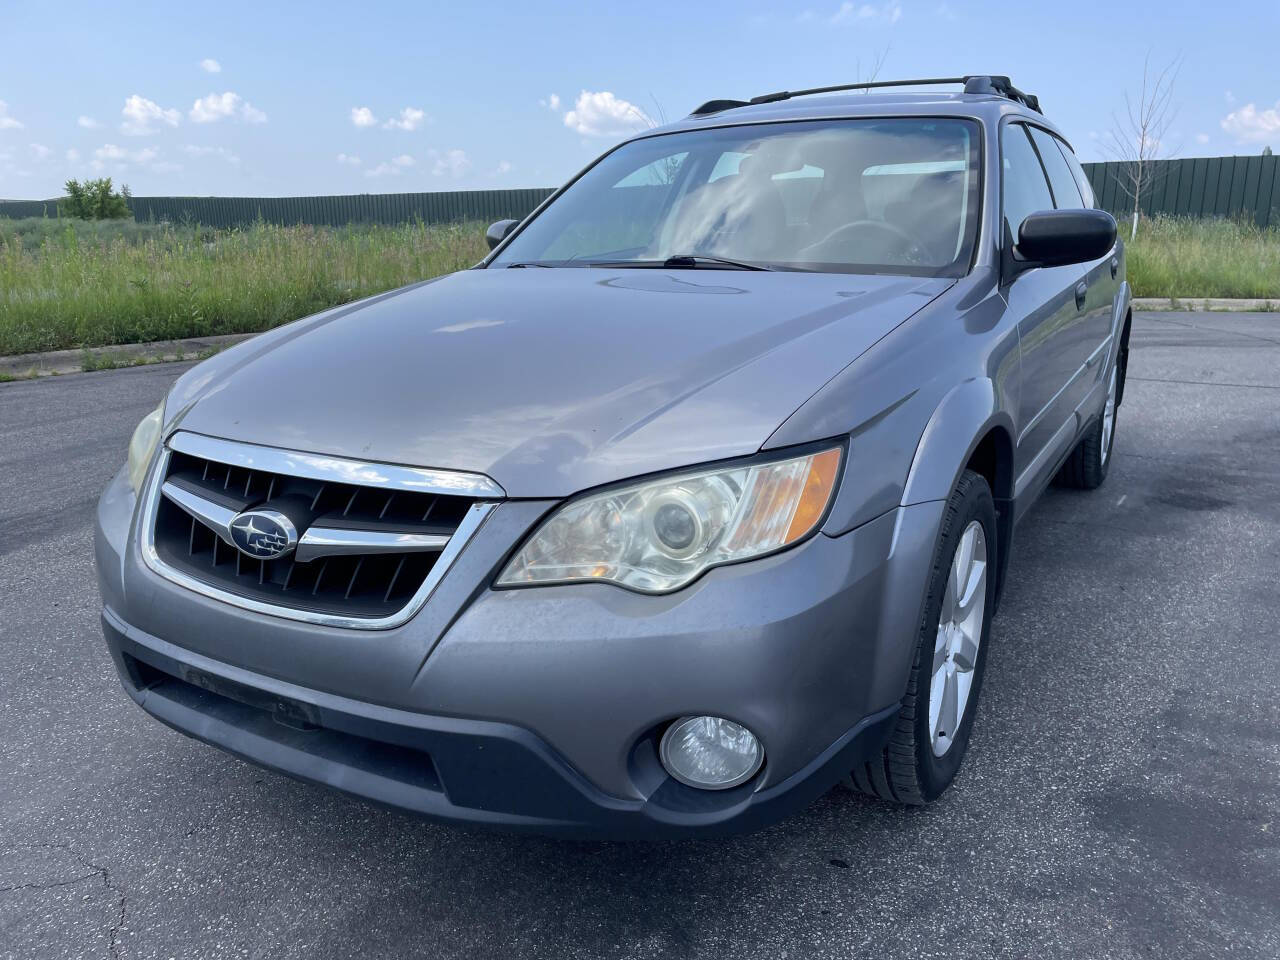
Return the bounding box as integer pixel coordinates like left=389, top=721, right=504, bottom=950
left=1014, top=209, right=1116, bottom=271
left=485, top=218, right=520, bottom=250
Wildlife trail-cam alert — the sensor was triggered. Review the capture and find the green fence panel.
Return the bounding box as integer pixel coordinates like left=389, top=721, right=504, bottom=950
left=51, top=188, right=560, bottom=229
left=1260, top=156, right=1278, bottom=228
left=6, top=161, right=1279, bottom=228
left=1074, top=156, right=1275, bottom=227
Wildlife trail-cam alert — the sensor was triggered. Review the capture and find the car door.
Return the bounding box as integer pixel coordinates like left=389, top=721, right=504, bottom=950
left=1037, top=129, right=1120, bottom=383
left=1000, top=121, right=1091, bottom=490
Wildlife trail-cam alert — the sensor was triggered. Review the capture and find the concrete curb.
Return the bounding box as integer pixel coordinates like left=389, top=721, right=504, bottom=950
left=0, top=333, right=256, bottom=381
left=1132, top=297, right=1278, bottom=312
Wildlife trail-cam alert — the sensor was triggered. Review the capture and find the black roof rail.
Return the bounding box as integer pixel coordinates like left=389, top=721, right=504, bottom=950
left=689, top=98, right=751, bottom=116
left=688, top=75, right=1041, bottom=117
left=962, top=75, right=1041, bottom=113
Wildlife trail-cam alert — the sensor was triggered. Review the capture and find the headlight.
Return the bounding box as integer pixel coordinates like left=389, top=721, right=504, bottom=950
left=496, top=445, right=842, bottom=593
left=126, top=403, right=164, bottom=495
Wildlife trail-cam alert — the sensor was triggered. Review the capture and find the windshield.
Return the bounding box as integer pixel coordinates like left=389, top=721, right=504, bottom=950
left=490, top=118, right=981, bottom=276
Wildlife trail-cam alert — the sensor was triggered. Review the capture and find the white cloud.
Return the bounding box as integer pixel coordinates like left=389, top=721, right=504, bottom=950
left=190, top=91, right=237, bottom=123
left=1195, top=132, right=1210, bottom=145
left=494, top=159, right=513, bottom=175
left=351, top=106, right=377, bottom=128
left=200, top=58, right=222, bottom=73
left=189, top=91, right=266, bottom=124
left=830, top=1, right=902, bottom=23
left=29, top=142, right=50, bottom=160
left=66, top=148, right=80, bottom=162
left=121, top=94, right=181, bottom=135
left=0, top=100, right=24, bottom=129
left=1221, top=102, right=1280, bottom=143
left=150, top=160, right=183, bottom=173
left=181, top=143, right=241, bottom=164
left=336, top=153, right=362, bottom=166
left=539, top=93, right=561, bottom=110
left=365, top=154, right=415, bottom=177
left=93, top=143, right=162, bottom=170
left=1225, top=90, right=1236, bottom=105
left=78, top=115, right=100, bottom=129
left=429, top=148, right=470, bottom=177
left=562, top=91, right=651, bottom=138
left=383, top=106, right=426, bottom=131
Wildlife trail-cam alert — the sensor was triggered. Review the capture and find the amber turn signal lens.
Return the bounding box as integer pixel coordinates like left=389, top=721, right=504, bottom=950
left=784, top=447, right=842, bottom=543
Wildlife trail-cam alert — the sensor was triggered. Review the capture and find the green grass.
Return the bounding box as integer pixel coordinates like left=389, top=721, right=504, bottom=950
left=2, top=212, right=1277, bottom=358
left=1125, top=216, right=1280, bottom=299
left=0, top=217, right=488, bottom=356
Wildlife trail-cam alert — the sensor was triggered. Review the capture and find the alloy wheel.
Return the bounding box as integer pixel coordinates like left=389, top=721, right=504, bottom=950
left=1100, top=365, right=1117, bottom=465
left=930, top=520, right=988, bottom=757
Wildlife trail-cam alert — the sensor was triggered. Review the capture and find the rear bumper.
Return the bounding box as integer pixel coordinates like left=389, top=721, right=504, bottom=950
left=103, top=609, right=898, bottom=838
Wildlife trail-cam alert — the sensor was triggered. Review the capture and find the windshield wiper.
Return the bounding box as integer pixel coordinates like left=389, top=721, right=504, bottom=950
left=504, top=261, right=555, bottom=268
left=581, top=254, right=772, bottom=271
left=662, top=254, right=772, bottom=271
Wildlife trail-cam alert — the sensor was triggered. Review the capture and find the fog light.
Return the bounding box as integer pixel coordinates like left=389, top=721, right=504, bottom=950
left=659, top=716, right=763, bottom=790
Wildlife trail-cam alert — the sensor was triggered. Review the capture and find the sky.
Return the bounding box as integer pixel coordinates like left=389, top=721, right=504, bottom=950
left=1, top=0, right=1277, bottom=200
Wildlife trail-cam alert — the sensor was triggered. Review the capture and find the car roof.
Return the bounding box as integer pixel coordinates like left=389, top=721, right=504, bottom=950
left=635, top=92, right=1073, bottom=150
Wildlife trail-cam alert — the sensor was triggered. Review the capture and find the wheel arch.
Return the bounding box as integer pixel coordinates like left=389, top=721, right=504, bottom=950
left=901, top=377, right=1016, bottom=604
left=1117, top=306, right=1133, bottom=407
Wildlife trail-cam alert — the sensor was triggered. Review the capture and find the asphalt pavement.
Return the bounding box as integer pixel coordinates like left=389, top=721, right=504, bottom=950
left=2, top=312, right=1277, bottom=960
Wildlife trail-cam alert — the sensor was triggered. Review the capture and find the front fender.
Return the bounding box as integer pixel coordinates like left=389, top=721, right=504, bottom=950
left=901, top=377, right=1014, bottom=507
left=899, top=377, right=1016, bottom=604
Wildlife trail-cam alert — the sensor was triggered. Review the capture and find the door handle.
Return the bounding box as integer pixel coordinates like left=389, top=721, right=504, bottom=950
left=1074, top=281, right=1088, bottom=311
left=1110, top=257, right=1119, bottom=280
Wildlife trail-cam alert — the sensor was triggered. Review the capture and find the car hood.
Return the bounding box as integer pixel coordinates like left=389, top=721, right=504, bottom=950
left=172, top=268, right=949, bottom=497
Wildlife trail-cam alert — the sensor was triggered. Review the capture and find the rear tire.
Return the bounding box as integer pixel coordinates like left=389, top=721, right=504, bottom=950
left=848, top=469, right=997, bottom=805
left=1055, top=362, right=1118, bottom=491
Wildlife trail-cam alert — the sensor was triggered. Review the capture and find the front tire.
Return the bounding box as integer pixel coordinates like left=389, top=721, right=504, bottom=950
left=849, top=470, right=997, bottom=805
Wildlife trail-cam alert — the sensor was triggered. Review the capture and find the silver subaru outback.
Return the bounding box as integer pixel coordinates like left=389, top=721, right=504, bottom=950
left=96, top=75, right=1129, bottom=837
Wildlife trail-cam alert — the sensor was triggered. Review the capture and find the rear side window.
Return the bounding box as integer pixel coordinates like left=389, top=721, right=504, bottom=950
left=1001, top=124, right=1054, bottom=242
left=1028, top=127, right=1084, bottom=209
left=1053, top=139, right=1096, bottom=208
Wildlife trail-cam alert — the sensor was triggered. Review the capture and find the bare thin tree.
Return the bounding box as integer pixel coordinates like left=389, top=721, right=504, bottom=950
left=1105, top=53, right=1181, bottom=241
left=855, top=45, right=891, bottom=90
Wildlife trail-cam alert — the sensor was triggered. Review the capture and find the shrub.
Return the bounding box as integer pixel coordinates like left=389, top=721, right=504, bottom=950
left=61, top=178, right=132, bottom=220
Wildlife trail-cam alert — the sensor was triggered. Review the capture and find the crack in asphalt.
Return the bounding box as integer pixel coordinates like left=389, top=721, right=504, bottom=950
left=1143, top=313, right=1280, bottom=346
left=2, top=844, right=129, bottom=959
left=1128, top=375, right=1280, bottom=390
left=0, top=871, right=100, bottom=894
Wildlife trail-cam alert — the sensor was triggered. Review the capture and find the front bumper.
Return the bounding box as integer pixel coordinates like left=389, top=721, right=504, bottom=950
left=96, top=466, right=943, bottom=837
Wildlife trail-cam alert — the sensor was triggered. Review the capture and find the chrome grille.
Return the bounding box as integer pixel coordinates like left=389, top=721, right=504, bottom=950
left=141, top=433, right=501, bottom=628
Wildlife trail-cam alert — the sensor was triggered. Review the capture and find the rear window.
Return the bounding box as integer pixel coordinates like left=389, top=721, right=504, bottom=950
left=1054, top=139, right=1096, bottom=208
left=1028, top=126, right=1084, bottom=209
left=1001, top=124, right=1055, bottom=241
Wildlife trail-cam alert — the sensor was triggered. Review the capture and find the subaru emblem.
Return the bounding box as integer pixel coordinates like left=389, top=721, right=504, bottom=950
left=228, top=509, right=298, bottom=561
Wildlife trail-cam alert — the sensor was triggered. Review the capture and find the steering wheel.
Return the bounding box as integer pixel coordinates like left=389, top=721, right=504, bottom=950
left=801, top=219, right=931, bottom=264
